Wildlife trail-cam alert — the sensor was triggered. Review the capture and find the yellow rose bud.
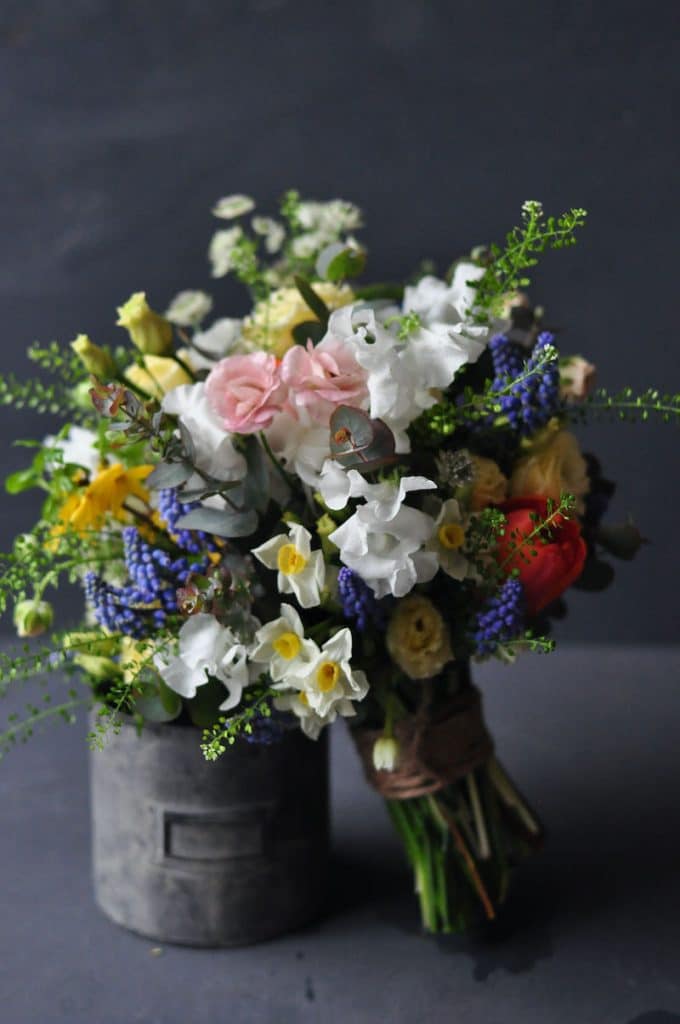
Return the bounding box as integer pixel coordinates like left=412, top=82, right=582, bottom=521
left=243, top=282, right=354, bottom=357
left=14, top=599, right=54, bottom=638
left=509, top=426, right=590, bottom=514
left=124, top=355, right=191, bottom=399
left=386, top=595, right=453, bottom=681
left=70, top=334, right=116, bottom=379
left=469, top=455, right=508, bottom=511
left=116, top=292, right=173, bottom=355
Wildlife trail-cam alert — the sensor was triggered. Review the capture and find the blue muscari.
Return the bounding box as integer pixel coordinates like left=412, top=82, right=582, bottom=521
left=486, top=331, right=560, bottom=435
left=84, top=526, right=208, bottom=638
left=337, top=566, right=385, bottom=631
left=473, top=578, right=526, bottom=656
left=158, top=488, right=218, bottom=554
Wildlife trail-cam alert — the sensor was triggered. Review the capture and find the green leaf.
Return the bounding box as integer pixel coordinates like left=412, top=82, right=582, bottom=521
left=316, top=242, right=366, bottom=282
left=329, top=405, right=398, bottom=472
left=135, top=679, right=182, bottom=723
left=596, top=522, right=646, bottom=561
left=175, top=505, right=258, bottom=538
left=291, top=320, right=327, bottom=346
left=240, top=436, right=270, bottom=513
left=186, top=677, right=226, bottom=728
left=145, top=460, right=194, bottom=489
left=293, top=275, right=330, bottom=325
left=5, top=468, right=38, bottom=494
left=572, top=556, right=615, bottom=591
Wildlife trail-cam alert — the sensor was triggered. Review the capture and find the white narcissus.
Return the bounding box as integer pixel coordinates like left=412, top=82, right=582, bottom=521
left=161, top=382, right=247, bottom=482
left=153, top=613, right=256, bottom=712
left=428, top=498, right=471, bottom=581
left=328, top=477, right=439, bottom=599
left=250, top=603, right=317, bottom=683
left=251, top=523, right=325, bottom=608
left=275, top=627, right=369, bottom=738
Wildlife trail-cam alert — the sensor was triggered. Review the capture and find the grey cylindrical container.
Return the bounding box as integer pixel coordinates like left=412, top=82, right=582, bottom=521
left=89, top=714, right=329, bottom=947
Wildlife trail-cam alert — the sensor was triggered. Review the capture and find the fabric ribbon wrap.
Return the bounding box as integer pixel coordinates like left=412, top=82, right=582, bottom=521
left=352, top=683, right=494, bottom=800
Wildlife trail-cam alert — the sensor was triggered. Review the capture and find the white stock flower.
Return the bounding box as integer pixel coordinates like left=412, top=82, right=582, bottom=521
left=209, top=226, right=244, bottom=277
left=44, top=426, right=102, bottom=476
left=154, top=613, right=255, bottom=711
left=250, top=603, right=317, bottom=682
left=212, top=194, right=255, bottom=219
left=252, top=216, right=285, bottom=253
left=428, top=498, right=471, bottom=581
left=165, top=290, right=213, bottom=328
left=161, top=382, right=247, bottom=482
left=251, top=522, right=325, bottom=608
left=329, top=477, right=438, bottom=598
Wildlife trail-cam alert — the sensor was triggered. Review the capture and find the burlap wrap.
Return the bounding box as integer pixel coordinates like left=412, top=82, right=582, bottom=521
left=352, top=684, right=494, bottom=800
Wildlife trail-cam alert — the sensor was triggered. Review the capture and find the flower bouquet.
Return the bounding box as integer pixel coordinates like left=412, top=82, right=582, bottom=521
left=1, top=191, right=677, bottom=937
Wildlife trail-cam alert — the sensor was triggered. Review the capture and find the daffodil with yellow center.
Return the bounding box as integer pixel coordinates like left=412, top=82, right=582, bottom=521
left=283, top=627, right=369, bottom=723
left=251, top=603, right=317, bottom=683
left=428, top=498, right=471, bottom=581
left=52, top=463, right=153, bottom=541
left=252, top=523, right=325, bottom=608
left=315, top=660, right=340, bottom=693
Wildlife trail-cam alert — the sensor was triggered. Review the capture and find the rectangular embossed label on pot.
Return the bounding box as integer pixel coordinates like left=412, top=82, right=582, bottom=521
left=159, top=805, right=273, bottom=864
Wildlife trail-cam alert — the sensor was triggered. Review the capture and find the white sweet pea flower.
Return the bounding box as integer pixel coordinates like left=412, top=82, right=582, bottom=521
left=251, top=523, right=325, bottom=608
left=188, top=318, right=243, bottom=369
left=329, top=478, right=438, bottom=598
left=319, top=461, right=436, bottom=515
left=402, top=321, right=486, bottom=409
left=265, top=414, right=332, bottom=488
left=161, top=382, right=247, bottom=482
left=43, top=426, right=102, bottom=476
left=153, top=613, right=255, bottom=712
left=250, top=603, right=317, bottom=682
left=165, top=290, right=213, bottom=328
left=403, top=262, right=510, bottom=349
left=209, top=226, right=244, bottom=277
left=428, top=498, right=471, bottom=581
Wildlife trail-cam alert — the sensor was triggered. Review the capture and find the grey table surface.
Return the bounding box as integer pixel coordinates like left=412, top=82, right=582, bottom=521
left=1, top=645, right=679, bottom=1024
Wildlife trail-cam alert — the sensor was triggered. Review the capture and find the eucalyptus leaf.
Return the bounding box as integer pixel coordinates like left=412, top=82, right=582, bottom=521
left=329, top=405, right=398, bottom=472
left=241, top=436, right=270, bottom=513
left=135, top=679, right=182, bottom=723
left=146, top=460, right=194, bottom=490
left=175, top=505, right=258, bottom=538
left=293, top=275, right=330, bottom=325
left=596, top=522, right=646, bottom=561
left=178, top=420, right=197, bottom=462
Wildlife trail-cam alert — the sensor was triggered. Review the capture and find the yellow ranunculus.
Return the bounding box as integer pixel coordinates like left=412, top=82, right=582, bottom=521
left=469, top=455, right=508, bottom=511
left=386, top=595, right=453, bottom=681
left=116, top=292, right=173, bottom=355
left=125, top=355, right=191, bottom=399
left=509, top=426, right=590, bottom=514
left=54, top=463, right=154, bottom=537
left=243, top=282, right=354, bottom=357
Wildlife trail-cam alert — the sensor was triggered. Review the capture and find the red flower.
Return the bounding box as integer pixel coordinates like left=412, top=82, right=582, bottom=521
left=496, top=496, right=587, bottom=615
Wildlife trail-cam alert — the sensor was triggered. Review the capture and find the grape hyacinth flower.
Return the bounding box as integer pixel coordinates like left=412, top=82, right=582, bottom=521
left=337, top=566, right=386, bottom=630
left=473, top=578, right=526, bottom=656
left=84, top=527, right=209, bottom=637
left=485, top=331, right=560, bottom=436
left=158, top=488, right=218, bottom=554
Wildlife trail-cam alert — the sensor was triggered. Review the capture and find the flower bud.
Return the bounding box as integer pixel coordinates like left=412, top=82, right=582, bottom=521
left=560, top=355, right=596, bottom=402
left=73, top=653, right=122, bottom=682
left=70, top=379, right=97, bottom=410
left=372, top=736, right=400, bottom=772
left=70, top=334, right=116, bottom=379
left=116, top=292, right=173, bottom=355
left=14, top=599, right=54, bottom=638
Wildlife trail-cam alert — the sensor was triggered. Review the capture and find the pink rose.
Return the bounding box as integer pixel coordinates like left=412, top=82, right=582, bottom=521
left=281, top=338, right=368, bottom=424
left=205, top=352, right=284, bottom=433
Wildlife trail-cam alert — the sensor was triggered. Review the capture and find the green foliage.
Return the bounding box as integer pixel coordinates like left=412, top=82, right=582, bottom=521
left=574, top=387, right=680, bottom=424
left=201, top=682, right=278, bottom=760
left=0, top=694, right=86, bottom=761
left=473, top=200, right=587, bottom=318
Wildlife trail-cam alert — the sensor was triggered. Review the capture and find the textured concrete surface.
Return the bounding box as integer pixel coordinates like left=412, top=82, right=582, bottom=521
left=0, top=1, right=678, bottom=642
left=1, top=645, right=679, bottom=1023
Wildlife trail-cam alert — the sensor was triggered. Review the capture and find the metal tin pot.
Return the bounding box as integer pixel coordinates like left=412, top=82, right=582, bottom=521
left=89, top=714, right=329, bottom=947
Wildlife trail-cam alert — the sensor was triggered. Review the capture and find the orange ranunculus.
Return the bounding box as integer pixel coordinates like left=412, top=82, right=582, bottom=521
left=497, top=496, right=587, bottom=615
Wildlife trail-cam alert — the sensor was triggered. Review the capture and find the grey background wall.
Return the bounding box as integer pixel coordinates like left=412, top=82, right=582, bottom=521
left=0, top=0, right=677, bottom=643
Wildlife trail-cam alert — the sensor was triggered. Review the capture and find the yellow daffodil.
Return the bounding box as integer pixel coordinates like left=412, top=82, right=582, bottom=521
left=53, top=463, right=153, bottom=539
